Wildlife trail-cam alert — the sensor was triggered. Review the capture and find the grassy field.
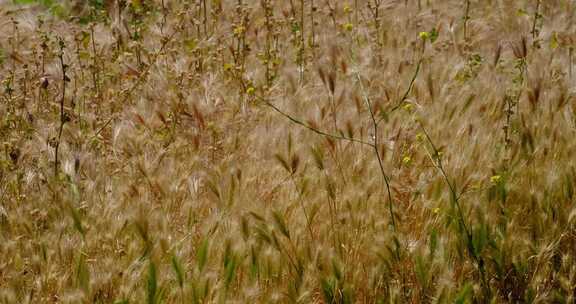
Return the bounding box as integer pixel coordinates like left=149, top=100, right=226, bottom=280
left=1, top=0, right=575, bottom=303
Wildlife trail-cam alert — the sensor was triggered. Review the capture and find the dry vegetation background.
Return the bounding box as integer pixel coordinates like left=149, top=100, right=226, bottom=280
left=1, top=0, right=576, bottom=303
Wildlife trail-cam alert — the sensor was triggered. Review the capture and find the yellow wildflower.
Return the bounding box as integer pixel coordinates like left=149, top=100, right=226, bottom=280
left=223, top=63, right=234, bottom=71
left=490, top=175, right=502, bottom=184
left=402, top=156, right=412, bottom=165
left=343, top=4, right=352, bottom=14
left=233, top=25, right=246, bottom=36
left=416, top=133, right=425, bottom=142
left=343, top=23, right=354, bottom=32
left=419, top=31, right=430, bottom=40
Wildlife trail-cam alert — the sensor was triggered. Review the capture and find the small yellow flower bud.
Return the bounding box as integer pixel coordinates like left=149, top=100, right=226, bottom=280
left=343, top=23, right=353, bottom=32
left=419, top=31, right=430, bottom=40
left=416, top=133, right=425, bottom=142
left=490, top=175, right=502, bottom=184
left=402, top=156, right=412, bottom=165
left=223, top=63, right=234, bottom=71
left=343, top=4, right=352, bottom=14
left=233, top=25, right=246, bottom=36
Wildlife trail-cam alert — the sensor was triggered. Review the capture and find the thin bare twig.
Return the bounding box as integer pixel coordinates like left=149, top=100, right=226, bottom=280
left=356, top=73, right=396, bottom=230
left=260, top=96, right=374, bottom=147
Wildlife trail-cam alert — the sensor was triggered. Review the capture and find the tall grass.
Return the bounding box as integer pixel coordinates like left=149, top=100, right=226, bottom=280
left=0, top=0, right=575, bottom=303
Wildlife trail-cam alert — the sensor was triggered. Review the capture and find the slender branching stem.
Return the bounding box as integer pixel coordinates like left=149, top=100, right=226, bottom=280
left=418, top=121, right=491, bottom=299
left=54, top=38, right=68, bottom=177
left=356, top=73, right=397, bottom=230
left=376, top=58, right=422, bottom=125
left=260, top=97, right=374, bottom=147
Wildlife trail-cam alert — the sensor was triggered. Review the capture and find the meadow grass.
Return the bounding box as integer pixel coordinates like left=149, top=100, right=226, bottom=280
left=0, top=0, right=575, bottom=303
